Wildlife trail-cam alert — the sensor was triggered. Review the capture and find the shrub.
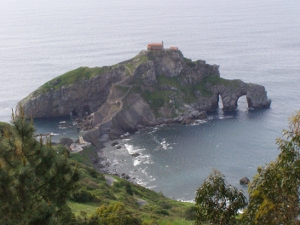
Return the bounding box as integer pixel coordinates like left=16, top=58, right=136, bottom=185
left=71, top=188, right=98, bottom=203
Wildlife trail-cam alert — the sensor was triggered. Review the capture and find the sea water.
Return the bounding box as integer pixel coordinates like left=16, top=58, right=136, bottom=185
left=0, top=0, right=300, bottom=201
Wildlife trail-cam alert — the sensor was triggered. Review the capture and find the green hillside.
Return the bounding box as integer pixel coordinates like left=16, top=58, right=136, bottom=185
left=68, top=147, right=195, bottom=224
left=0, top=113, right=194, bottom=225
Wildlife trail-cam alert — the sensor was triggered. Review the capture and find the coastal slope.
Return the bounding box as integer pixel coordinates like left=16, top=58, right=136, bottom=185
left=17, top=49, right=271, bottom=146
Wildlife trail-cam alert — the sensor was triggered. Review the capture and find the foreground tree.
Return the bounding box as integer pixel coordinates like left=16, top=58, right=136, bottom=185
left=242, top=111, right=300, bottom=224
left=0, top=109, right=79, bottom=225
left=195, top=169, right=247, bottom=225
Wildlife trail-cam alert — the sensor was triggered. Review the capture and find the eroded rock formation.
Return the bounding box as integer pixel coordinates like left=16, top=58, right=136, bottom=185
left=17, top=49, right=271, bottom=147
left=18, top=66, right=127, bottom=118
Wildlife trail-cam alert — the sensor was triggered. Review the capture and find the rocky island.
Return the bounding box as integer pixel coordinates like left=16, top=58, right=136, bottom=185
left=17, top=48, right=271, bottom=148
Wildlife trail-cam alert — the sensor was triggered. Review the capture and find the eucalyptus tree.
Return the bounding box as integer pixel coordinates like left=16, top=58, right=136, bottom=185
left=242, top=111, right=300, bottom=224
left=195, top=169, right=247, bottom=225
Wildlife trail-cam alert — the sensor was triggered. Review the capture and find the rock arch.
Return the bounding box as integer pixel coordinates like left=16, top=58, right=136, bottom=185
left=215, top=82, right=271, bottom=111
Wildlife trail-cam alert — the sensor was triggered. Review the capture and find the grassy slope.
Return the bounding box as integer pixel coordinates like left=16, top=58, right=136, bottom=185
left=32, top=52, right=148, bottom=96
left=69, top=148, right=195, bottom=224
left=69, top=146, right=98, bottom=168
left=37, top=66, right=111, bottom=94
left=0, top=122, right=11, bottom=130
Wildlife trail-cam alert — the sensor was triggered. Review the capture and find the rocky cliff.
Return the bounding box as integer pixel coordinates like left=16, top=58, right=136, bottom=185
left=17, top=49, right=271, bottom=147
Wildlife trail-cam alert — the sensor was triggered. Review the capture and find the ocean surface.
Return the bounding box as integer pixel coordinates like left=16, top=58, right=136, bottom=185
left=1, top=0, right=300, bottom=201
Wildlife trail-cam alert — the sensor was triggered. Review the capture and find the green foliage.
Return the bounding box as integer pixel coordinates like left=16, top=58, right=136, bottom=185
left=125, top=182, right=134, bottom=195
left=195, top=170, right=247, bottom=225
left=141, top=219, right=159, bottom=225
left=184, top=206, right=197, bottom=220
left=142, top=90, right=168, bottom=115
left=94, top=202, right=140, bottom=225
left=192, top=82, right=213, bottom=97
left=183, top=57, right=194, bottom=64
left=67, top=201, right=99, bottom=218
left=157, top=200, right=172, bottom=210
left=1, top=111, right=194, bottom=224
left=70, top=146, right=99, bottom=168
left=37, top=66, right=111, bottom=93
left=67, top=163, right=194, bottom=224
left=70, top=188, right=99, bottom=203
left=194, top=111, right=300, bottom=225
left=75, top=210, right=99, bottom=225
left=0, top=108, right=79, bottom=225
left=156, top=75, right=180, bottom=87
left=241, top=111, right=300, bottom=225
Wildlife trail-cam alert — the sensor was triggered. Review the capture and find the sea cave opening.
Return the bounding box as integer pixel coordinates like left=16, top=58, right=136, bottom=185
left=218, top=94, right=223, bottom=109
left=237, top=95, right=248, bottom=111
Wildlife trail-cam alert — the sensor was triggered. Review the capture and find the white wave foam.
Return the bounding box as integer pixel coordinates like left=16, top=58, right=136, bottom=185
left=145, top=185, right=157, bottom=189
left=139, top=154, right=152, bottom=164
left=191, top=119, right=208, bottom=125
left=123, top=144, right=153, bottom=165
left=218, top=115, right=233, bottom=120
left=176, top=199, right=195, bottom=203
left=135, top=179, right=148, bottom=186
left=161, top=140, right=168, bottom=149
left=124, top=143, right=144, bottom=154
left=134, top=159, right=141, bottom=166
left=133, top=168, right=156, bottom=187
left=153, top=139, right=172, bottom=151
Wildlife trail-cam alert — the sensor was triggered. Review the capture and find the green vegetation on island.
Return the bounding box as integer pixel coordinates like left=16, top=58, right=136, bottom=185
left=38, top=66, right=111, bottom=94
left=35, top=51, right=151, bottom=95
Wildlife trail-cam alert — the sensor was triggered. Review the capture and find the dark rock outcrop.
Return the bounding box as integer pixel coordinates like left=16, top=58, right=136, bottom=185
left=17, top=66, right=127, bottom=118
left=59, top=137, right=73, bottom=147
left=240, top=177, right=250, bottom=185
left=17, top=49, right=271, bottom=146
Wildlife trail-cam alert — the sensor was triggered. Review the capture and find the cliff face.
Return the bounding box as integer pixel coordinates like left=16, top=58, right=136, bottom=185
left=18, top=49, right=271, bottom=146
left=17, top=66, right=127, bottom=118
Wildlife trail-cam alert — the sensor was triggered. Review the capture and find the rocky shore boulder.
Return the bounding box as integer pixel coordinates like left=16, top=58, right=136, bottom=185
left=240, top=177, right=250, bottom=185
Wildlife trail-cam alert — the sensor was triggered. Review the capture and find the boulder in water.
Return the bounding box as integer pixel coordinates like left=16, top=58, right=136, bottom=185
left=240, top=177, right=250, bottom=185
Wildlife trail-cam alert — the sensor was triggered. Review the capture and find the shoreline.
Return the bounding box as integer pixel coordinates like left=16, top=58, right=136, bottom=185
left=93, top=136, right=144, bottom=183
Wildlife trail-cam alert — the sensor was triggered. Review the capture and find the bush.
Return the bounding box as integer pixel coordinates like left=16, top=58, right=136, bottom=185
left=157, top=200, right=172, bottom=210
left=184, top=206, right=196, bottom=220
left=71, top=188, right=98, bottom=203
left=95, top=202, right=140, bottom=225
